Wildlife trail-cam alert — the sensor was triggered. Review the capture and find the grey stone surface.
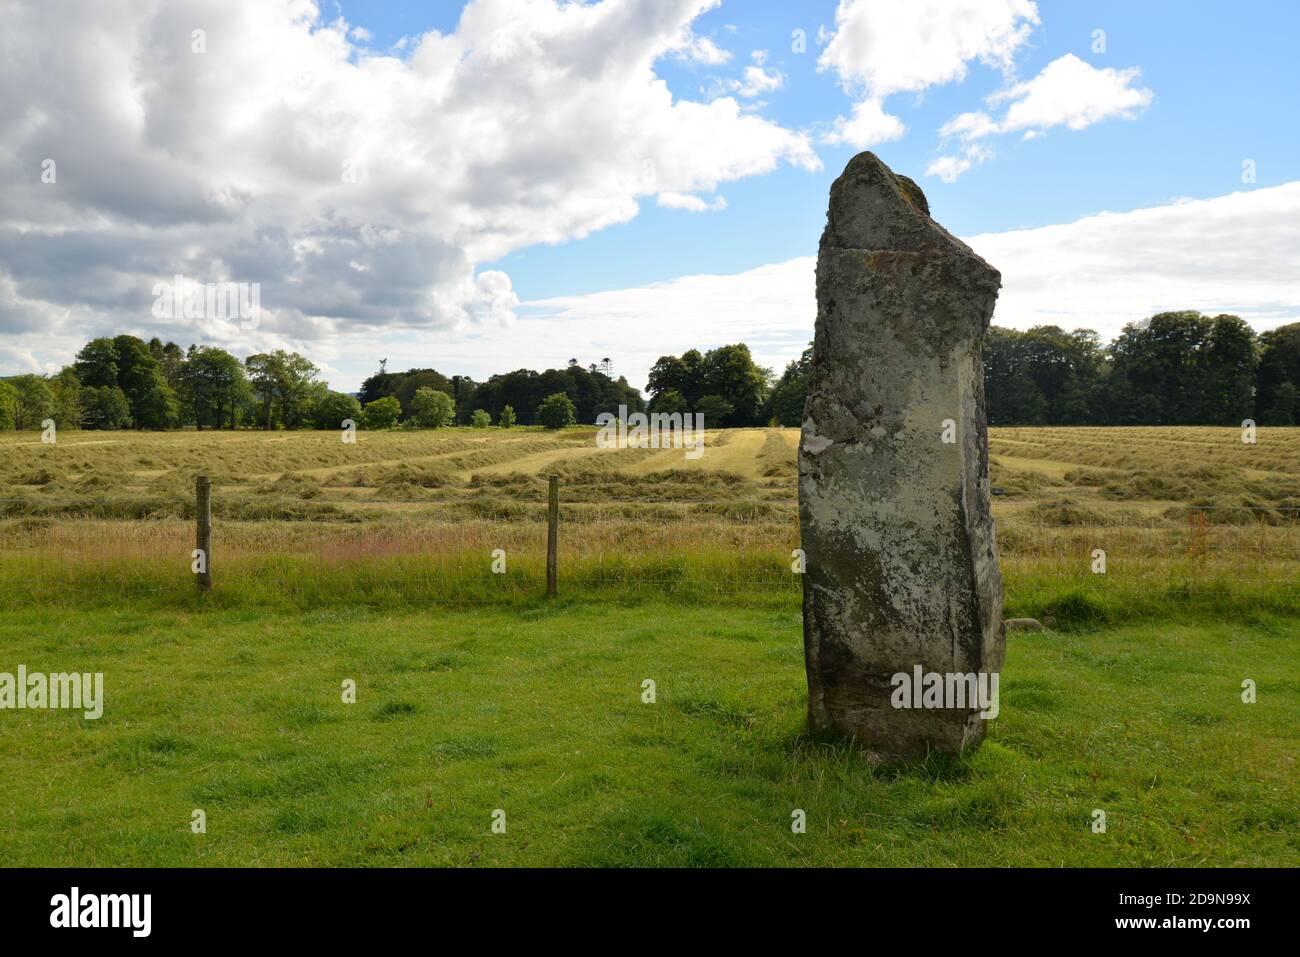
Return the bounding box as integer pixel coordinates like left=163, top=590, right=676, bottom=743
left=799, top=151, right=1004, bottom=760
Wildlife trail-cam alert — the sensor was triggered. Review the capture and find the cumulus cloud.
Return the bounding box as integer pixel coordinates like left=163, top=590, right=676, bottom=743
left=925, top=153, right=976, bottom=184
left=675, top=35, right=732, bottom=65
left=703, top=50, right=784, bottom=102
left=818, top=0, right=1039, bottom=147
left=657, top=192, right=727, bottom=212
left=521, top=182, right=1300, bottom=390
left=929, top=53, right=1154, bottom=180
left=468, top=271, right=520, bottom=327
left=822, top=99, right=906, bottom=149
left=732, top=50, right=784, bottom=98
left=0, top=0, right=818, bottom=372
left=992, top=53, right=1154, bottom=132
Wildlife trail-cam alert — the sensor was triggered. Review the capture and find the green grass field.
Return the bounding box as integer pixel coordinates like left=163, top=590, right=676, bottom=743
left=1, top=602, right=1295, bottom=866
left=1, top=426, right=1297, bottom=866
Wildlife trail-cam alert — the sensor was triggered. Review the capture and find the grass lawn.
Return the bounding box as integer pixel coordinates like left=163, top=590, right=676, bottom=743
left=1, top=600, right=1295, bottom=866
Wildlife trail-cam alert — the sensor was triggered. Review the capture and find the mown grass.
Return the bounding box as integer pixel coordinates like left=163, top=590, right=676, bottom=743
left=4, top=427, right=1299, bottom=577
left=0, top=601, right=1294, bottom=866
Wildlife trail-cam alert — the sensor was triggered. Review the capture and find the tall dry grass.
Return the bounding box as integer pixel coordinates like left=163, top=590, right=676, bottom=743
left=2, top=425, right=1297, bottom=620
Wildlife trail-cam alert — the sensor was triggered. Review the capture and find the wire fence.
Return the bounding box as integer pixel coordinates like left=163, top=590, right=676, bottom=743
left=2, top=480, right=1298, bottom=607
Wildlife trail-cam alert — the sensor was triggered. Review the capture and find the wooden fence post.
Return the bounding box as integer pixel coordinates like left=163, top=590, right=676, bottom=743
left=196, top=475, right=212, bottom=593
left=546, top=475, right=559, bottom=599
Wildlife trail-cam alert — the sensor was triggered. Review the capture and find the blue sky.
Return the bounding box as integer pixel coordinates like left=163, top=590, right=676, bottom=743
left=338, top=0, right=1300, bottom=302
left=4, top=0, right=1298, bottom=392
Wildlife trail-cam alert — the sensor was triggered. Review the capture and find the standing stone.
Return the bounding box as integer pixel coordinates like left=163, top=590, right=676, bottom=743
left=799, top=151, right=1004, bottom=759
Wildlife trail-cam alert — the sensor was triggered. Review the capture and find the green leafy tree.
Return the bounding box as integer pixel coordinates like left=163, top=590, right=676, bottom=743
left=694, top=393, right=735, bottom=425
left=7, top=374, right=54, bottom=429
left=50, top=368, right=82, bottom=429
left=312, top=391, right=362, bottom=430
left=112, top=335, right=176, bottom=428
left=1054, top=373, right=1093, bottom=425
left=763, top=344, right=812, bottom=426
left=648, top=349, right=705, bottom=408
left=1256, top=324, right=1300, bottom=419
left=393, top=370, right=455, bottom=417
left=69, top=336, right=177, bottom=428
left=245, top=350, right=319, bottom=429
left=470, top=408, right=491, bottom=428
left=1199, top=314, right=1258, bottom=424
left=536, top=392, right=576, bottom=429
left=700, top=344, right=768, bottom=426
left=245, top=351, right=281, bottom=428
left=466, top=365, right=640, bottom=425
left=157, top=340, right=187, bottom=393
left=183, top=346, right=248, bottom=429
left=1106, top=312, right=1256, bottom=425
left=279, top=352, right=320, bottom=429
left=1006, top=378, right=1049, bottom=425
left=72, top=338, right=120, bottom=388
left=647, top=344, right=767, bottom=425
left=410, top=387, right=455, bottom=428
left=984, top=326, right=1106, bottom=425
left=1261, top=381, right=1298, bottom=426
left=362, top=395, right=402, bottom=429
left=449, top=375, right=478, bottom=425
left=80, top=385, right=132, bottom=430
left=498, top=404, right=517, bottom=428
left=0, top=381, right=17, bottom=430
left=650, top=388, right=689, bottom=417
left=131, top=371, right=181, bottom=429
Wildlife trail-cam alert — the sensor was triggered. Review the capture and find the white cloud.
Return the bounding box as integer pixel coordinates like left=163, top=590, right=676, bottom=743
left=676, top=34, right=732, bottom=65
left=706, top=50, right=783, bottom=101
left=818, top=0, right=1038, bottom=145
left=468, top=270, right=519, bottom=327
left=926, top=153, right=974, bottom=183
left=993, top=53, right=1154, bottom=132
left=820, top=0, right=1038, bottom=97
left=657, top=192, right=727, bottom=212
left=930, top=53, right=1154, bottom=180
left=966, top=184, right=1297, bottom=333
left=938, top=110, right=1002, bottom=140
left=520, top=182, right=1300, bottom=391
left=0, top=0, right=817, bottom=372
left=734, top=63, right=783, bottom=98
left=823, top=98, right=906, bottom=148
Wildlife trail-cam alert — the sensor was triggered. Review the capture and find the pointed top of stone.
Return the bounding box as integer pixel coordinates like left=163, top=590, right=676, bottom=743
left=820, top=151, right=991, bottom=269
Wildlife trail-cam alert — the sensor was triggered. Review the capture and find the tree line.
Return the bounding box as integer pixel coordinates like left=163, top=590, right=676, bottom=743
left=756, top=312, right=1300, bottom=428
left=358, top=358, right=644, bottom=429
left=2, top=313, right=1298, bottom=432
left=0, top=336, right=642, bottom=432
left=983, top=313, right=1297, bottom=426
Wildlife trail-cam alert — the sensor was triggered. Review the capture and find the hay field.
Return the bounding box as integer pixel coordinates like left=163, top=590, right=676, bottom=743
left=1, top=425, right=1297, bottom=618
